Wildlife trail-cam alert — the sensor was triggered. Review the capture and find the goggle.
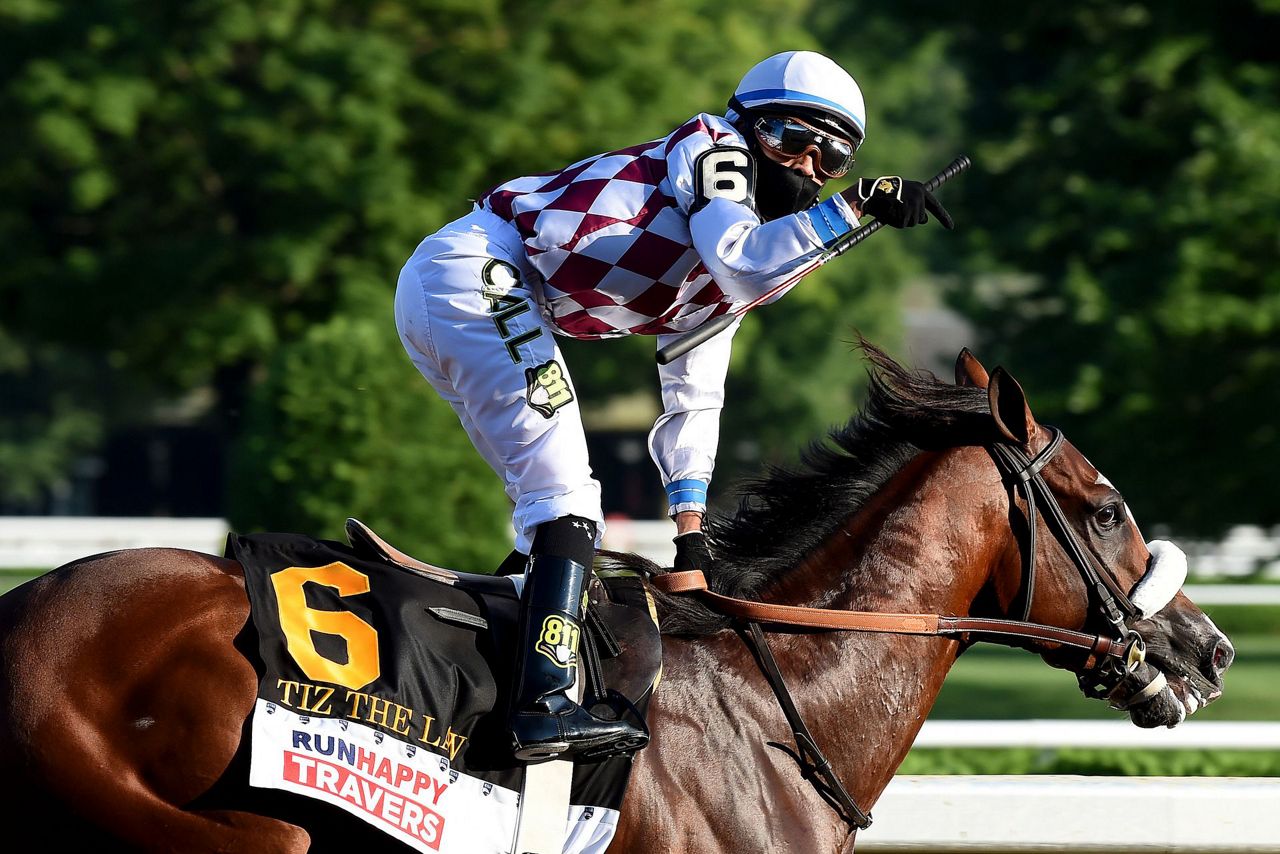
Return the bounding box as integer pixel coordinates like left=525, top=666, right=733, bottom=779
left=754, top=115, right=859, bottom=179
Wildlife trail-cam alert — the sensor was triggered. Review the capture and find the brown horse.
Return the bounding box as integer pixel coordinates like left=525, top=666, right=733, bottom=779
left=0, top=347, right=1231, bottom=853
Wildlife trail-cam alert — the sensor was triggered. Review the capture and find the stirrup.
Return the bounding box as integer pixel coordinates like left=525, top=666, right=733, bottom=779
left=511, top=691, right=650, bottom=763
left=576, top=730, right=650, bottom=762
left=513, top=726, right=648, bottom=764
left=513, top=739, right=571, bottom=763
left=574, top=690, right=651, bottom=761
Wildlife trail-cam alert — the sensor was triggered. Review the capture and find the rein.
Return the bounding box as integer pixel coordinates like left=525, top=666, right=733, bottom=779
left=653, top=568, right=1136, bottom=662
left=650, top=430, right=1148, bottom=831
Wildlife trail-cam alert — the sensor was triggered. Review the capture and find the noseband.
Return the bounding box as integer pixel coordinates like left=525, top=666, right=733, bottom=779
left=653, top=427, right=1152, bottom=831
left=987, top=427, right=1147, bottom=699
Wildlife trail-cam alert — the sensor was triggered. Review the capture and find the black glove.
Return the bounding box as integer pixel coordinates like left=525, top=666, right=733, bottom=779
left=849, top=175, right=954, bottom=229
left=673, top=531, right=715, bottom=572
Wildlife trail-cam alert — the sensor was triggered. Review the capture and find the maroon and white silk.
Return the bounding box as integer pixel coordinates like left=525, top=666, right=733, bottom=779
left=479, top=114, right=852, bottom=339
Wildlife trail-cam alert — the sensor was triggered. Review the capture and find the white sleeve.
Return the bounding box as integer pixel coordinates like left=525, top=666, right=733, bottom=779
left=666, top=120, right=862, bottom=305
left=647, top=314, right=742, bottom=516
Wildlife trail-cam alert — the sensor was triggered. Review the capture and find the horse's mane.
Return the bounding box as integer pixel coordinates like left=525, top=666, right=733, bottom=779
left=604, top=342, right=996, bottom=636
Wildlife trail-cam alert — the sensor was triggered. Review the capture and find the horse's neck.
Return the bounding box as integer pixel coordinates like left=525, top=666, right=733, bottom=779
left=630, top=448, right=1007, bottom=848
left=763, top=449, right=1000, bottom=617
left=760, top=448, right=1004, bottom=797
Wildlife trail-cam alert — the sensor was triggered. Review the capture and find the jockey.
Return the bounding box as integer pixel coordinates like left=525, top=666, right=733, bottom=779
left=394, top=50, right=952, bottom=763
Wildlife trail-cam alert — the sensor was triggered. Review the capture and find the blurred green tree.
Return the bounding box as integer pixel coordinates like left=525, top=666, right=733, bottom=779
left=230, top=310, right=512, bottom=569
left=847, top=0, right=1280, bottom=534
left=0, top=331, right=103, bottom=509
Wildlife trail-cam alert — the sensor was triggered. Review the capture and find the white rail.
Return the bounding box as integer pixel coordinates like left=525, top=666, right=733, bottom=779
left=1177, top=585, right=1280, bottom=605
left=0, top=517, right=230, bottom=568
left=914, top=720, right=1280, bottom=750
left=861, top=775, right=1280, bottom=852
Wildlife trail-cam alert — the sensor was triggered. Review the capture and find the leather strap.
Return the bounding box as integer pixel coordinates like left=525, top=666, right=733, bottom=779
left=742, top=621, right=872, bottom=829
left=653, top=571, right=939, bottom=633
left=989, top=432, right=1060, bottom=622
left=988, top=432, right=1138, bottom=634
left=651, top=570, right=1129, bottom=659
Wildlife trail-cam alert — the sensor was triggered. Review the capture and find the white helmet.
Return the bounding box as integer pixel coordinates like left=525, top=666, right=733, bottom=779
left=727, top=50, right=866, bottom=144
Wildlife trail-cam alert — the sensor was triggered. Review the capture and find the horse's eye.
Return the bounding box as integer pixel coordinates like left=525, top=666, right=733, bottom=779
left=1096, top=503, right=1121, bottom=528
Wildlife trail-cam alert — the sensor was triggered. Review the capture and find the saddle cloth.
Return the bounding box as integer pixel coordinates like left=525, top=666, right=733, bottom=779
left=227, top=525, right=661, bottom=854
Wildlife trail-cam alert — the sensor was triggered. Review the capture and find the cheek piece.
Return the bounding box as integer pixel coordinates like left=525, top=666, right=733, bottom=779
left=1129, top=540, right=1189, bottom=619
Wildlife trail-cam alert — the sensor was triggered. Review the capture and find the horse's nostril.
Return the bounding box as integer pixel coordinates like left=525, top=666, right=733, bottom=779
left=1209, top=639, right=1234, bottom=675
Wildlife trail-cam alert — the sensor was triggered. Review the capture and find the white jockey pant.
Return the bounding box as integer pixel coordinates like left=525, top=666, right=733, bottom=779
left=394, top=208, right=604, bottom=554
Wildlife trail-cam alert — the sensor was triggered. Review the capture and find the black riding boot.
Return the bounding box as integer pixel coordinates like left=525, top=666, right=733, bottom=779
left=509, top=554, right=648, bottom=762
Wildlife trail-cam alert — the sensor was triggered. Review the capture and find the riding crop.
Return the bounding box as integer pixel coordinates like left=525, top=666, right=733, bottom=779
left=655, top=155, right=971, bottom=365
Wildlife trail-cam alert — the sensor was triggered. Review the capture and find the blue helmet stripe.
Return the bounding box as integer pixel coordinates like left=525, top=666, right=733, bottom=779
left=735, top=87, right=865, bottom=134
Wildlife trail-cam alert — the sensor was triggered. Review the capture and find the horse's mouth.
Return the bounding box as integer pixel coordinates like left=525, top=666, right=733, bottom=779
left=1120, top=610, right=1233, bottom=729
left=1158, top=660, right=1223, bottom=720
left=1128, top=652, right=1224, bottom=728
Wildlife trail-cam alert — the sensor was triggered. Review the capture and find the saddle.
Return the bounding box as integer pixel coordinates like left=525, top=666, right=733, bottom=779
left=342, top=518, right=663, bottom=710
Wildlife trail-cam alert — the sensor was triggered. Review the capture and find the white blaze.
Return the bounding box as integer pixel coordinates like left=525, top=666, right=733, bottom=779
left=1130, top=540, right=1188, bottom=619
left=1091, top=464, right=1140, bottom=530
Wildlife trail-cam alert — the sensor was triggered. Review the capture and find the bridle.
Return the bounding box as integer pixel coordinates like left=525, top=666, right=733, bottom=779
left=651, top=427, right=1151, bottom=830
left=987, top=427, right=1147, bottom=699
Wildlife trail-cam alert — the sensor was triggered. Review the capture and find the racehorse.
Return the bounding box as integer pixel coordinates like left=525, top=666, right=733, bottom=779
left=0, top=345, right=1231, bottom=853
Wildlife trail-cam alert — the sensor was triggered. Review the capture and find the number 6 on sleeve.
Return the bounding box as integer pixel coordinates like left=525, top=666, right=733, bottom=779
left=692, top=146, right=755, bottom=212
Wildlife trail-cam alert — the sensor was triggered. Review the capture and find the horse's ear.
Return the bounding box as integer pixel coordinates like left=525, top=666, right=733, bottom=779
left=955, top=348, right=990, bottom=388
left=988, top=366, right=1039, bottom=445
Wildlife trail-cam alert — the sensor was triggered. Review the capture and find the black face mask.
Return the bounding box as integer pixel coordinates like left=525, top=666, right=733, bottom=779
left=753, top=156, right=823, bottom=220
